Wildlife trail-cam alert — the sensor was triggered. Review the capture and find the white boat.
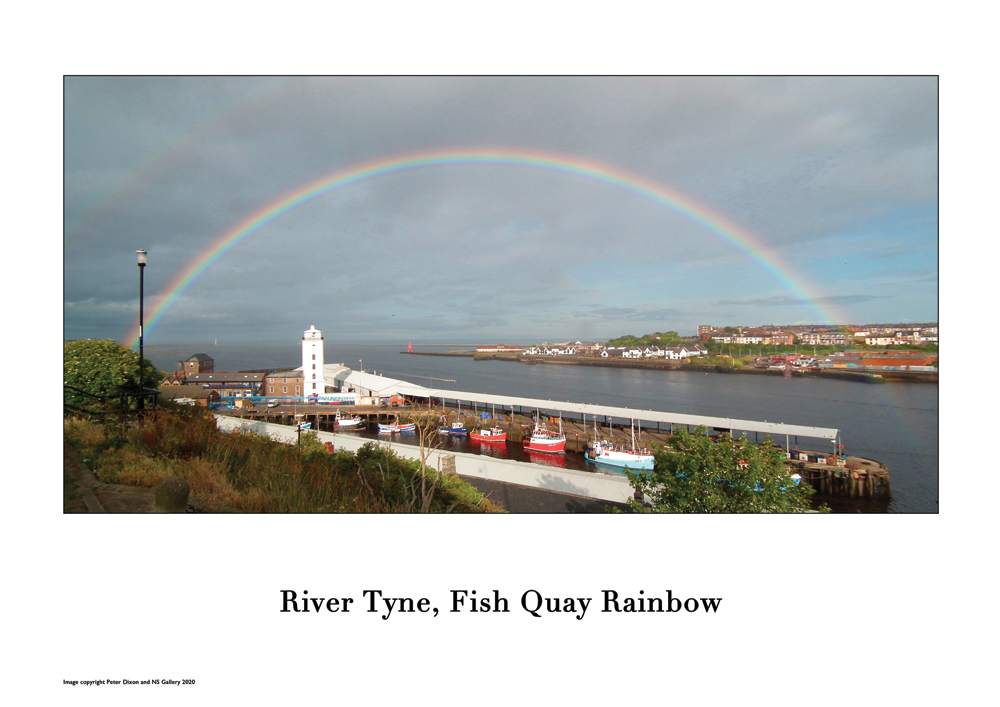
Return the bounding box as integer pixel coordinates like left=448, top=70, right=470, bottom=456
left=585, top=418, right=654, bottom=470
left=586, top=439, right=654, bottom=470
left=335, top=412, right=363, bottom=428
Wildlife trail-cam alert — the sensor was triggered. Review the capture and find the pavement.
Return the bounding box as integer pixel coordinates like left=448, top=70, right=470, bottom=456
left=64, top=442, right=156, bottom=513
left=458, top=476, right=628, bottom=513
left=64, top=442, right=625, bottom=514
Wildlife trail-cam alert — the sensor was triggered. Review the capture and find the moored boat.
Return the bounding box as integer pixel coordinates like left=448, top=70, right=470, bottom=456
left=378, top=419, right=415, bottom=434
left=584, top=417, right=654, bottom=470
left=470, top=426, right=506, bottom=443
left=585, top=439, right=654, bottom=470
left=522, top=422, right=566, bottom=454
left=335, top=412, right=363, bottom=428
left=438, top=421, right=468, bottom=436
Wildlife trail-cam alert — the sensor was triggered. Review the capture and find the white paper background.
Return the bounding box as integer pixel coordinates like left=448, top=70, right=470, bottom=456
left=9, top=2, right=989, bottom=704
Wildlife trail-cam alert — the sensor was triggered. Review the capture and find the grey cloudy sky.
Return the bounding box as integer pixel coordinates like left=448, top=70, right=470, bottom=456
left=64, top=76, right=937, bottom=345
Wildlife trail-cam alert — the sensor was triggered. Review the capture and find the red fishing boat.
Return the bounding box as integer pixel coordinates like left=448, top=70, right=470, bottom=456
left=470, top=427, right=507, bottom=444
left=522, top=421, right=566, bottom=454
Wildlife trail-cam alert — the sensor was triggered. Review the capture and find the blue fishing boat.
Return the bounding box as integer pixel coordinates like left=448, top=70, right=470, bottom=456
left=438, top=422, right=468, bottom=436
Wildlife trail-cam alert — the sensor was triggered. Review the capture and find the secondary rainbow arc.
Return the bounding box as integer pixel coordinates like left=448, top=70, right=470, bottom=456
left=126, top=148, right=838, bottom=348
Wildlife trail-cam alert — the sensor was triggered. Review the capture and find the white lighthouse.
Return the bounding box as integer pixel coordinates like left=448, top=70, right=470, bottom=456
left=302, top=325, right=325, bottom=400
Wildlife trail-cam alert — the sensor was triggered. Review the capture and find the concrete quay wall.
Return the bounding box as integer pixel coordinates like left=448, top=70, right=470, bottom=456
left=214, top=415, right=635, bottom=505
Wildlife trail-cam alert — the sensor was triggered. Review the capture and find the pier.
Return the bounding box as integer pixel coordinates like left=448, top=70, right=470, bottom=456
left=221, top=378, right=889, bottom=501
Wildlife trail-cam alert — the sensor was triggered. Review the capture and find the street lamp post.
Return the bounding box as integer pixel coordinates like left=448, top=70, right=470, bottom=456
left=137, top=250, right=147, bottom=416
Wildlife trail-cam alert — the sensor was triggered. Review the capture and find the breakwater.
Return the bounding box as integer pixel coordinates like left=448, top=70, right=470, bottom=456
left=409, top=351, right=935, bottom=383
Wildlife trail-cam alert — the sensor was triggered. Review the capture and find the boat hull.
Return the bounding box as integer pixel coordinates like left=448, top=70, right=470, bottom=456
left=522, top=424, right=566, bottom=453
left=523, top=437, right=566, bottom=454
left=585, top=448, right=655, bottom=470
left=378, top=423, right=415, bottom=433
left=470, top=429, right=507, bottom=444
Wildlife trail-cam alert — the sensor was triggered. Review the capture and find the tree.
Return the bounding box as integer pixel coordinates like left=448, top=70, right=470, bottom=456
left=64, top=339, right=164, bottom=408
left=625, top=426, right=821, bottom=513
left=400, top=409, right=449, bottom=512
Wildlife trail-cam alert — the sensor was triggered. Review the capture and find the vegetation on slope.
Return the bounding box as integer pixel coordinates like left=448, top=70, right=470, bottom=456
left=64, top=407, right=502, bottom=513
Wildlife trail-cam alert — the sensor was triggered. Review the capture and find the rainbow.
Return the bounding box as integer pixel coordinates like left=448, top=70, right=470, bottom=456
left=125, top=147, right=840, bottom=347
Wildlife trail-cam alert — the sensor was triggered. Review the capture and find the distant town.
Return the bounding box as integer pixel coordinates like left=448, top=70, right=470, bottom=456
left=477, top=322, right=939, bottom=357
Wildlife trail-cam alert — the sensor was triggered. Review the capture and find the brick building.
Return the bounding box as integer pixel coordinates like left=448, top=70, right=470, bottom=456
left=262, top=370, right=304, bottom=398
left=175, top=353, right=214, bottom=378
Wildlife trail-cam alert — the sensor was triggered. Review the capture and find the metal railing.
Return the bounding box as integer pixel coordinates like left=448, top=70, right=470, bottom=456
left=63, top=384, right=160, bottom=418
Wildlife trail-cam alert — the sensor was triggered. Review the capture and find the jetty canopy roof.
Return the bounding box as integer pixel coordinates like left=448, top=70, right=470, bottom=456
left=420, top=388, right=839, bottom=442
left=308, top=366, right=839, bottom=442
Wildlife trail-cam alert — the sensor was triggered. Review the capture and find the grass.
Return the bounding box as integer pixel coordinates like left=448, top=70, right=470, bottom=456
left=64, top=407, right=502, bottom=513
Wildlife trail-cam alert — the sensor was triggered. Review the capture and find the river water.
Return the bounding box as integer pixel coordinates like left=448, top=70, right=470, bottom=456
left=146, top=342, right=939, bottom=513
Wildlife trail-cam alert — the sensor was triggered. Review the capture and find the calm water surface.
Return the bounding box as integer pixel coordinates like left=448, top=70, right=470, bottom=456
left=147, top=343, right=938, bottom=513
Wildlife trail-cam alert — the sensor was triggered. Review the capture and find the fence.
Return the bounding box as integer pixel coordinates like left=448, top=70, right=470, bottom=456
left=64, top=384, right=160, bottom=418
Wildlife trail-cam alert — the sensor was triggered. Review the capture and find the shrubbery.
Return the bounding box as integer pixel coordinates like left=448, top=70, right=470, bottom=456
left=626, top=426, right=823, bottom=513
